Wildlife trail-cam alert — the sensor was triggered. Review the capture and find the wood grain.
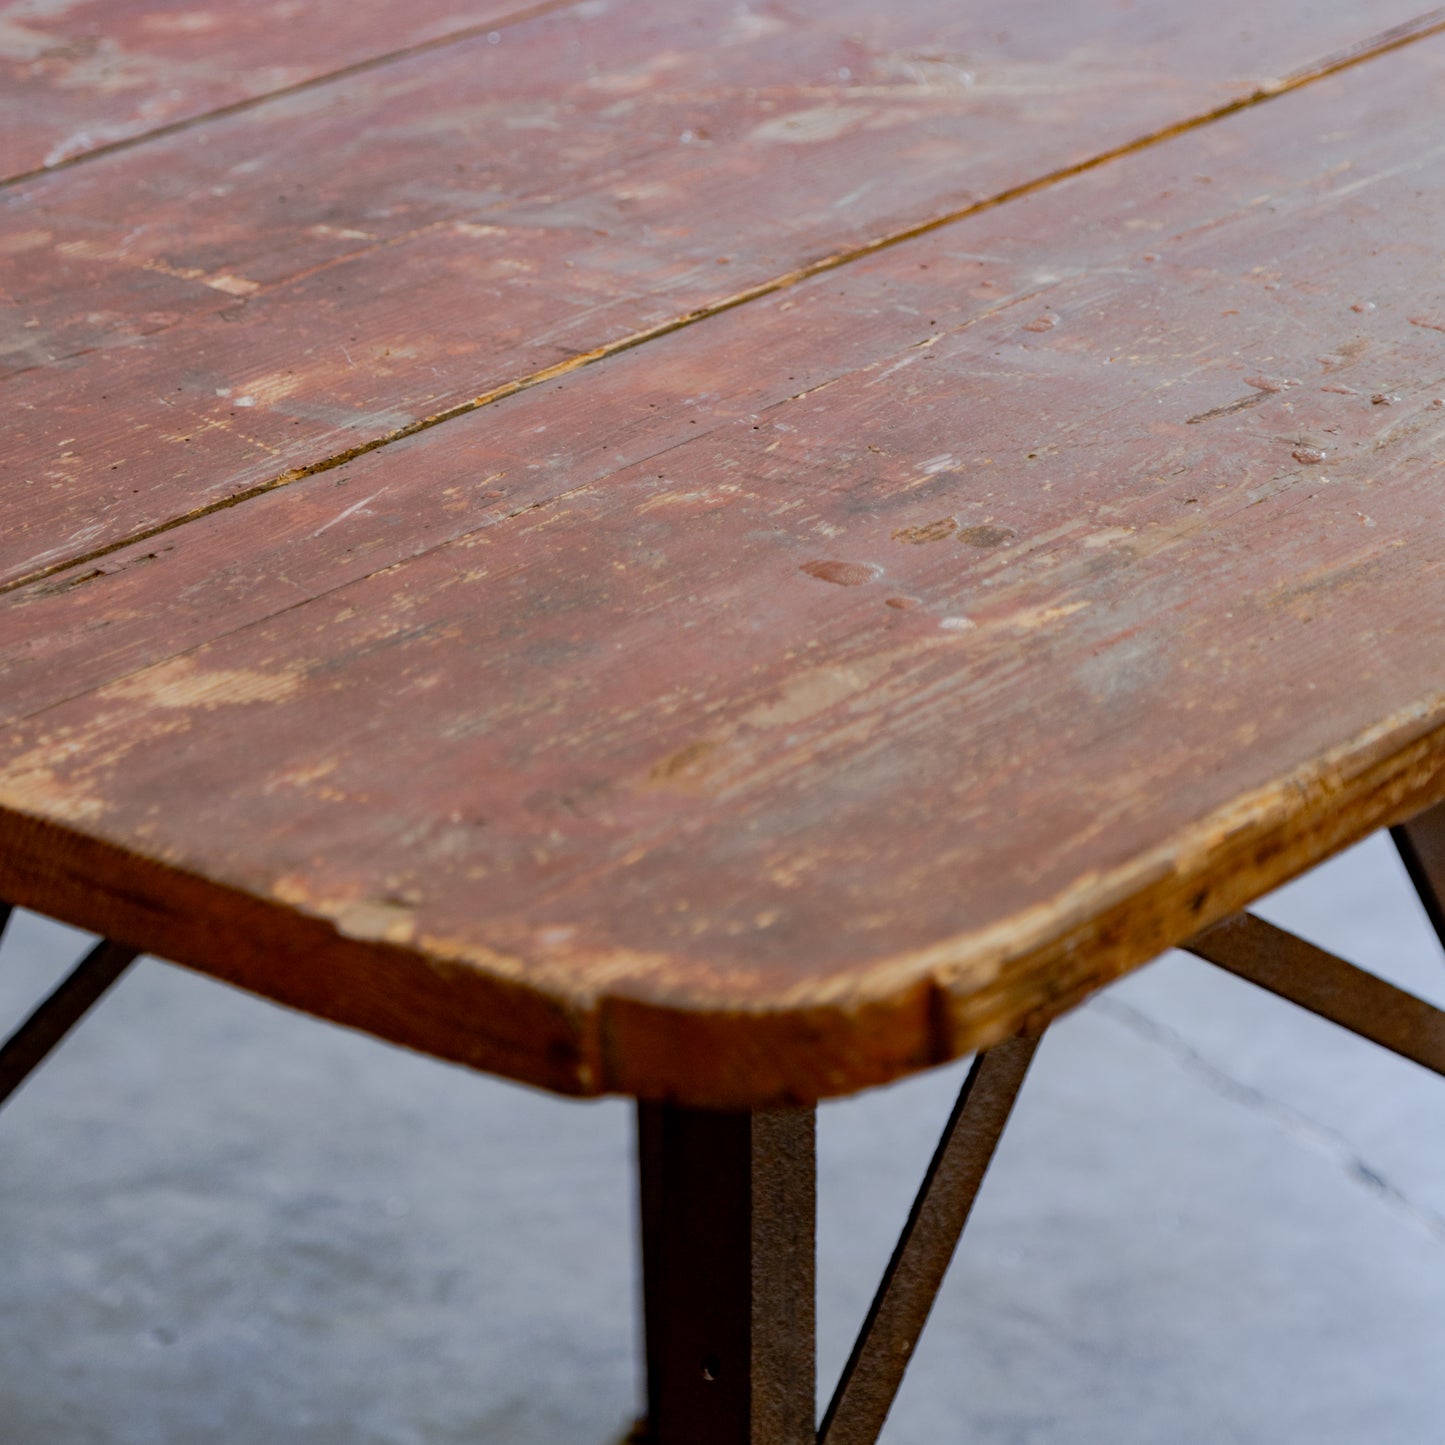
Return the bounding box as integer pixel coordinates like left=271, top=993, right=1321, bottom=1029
left=5, top=36, right=1445, bottom=1104
left=0, top=0, right=568, bottom=181
left=4, top=0, right=1440, bottom=592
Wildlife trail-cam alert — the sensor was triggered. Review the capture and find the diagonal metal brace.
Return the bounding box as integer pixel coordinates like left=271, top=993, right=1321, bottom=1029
left=1392, top=802, right=1445, bottom=955
left=818, top=1031, right=1042, bottom=1445
left=1184, top=912, right=1445, bottom=1078
left=0, top=938, right=139, bottom=1110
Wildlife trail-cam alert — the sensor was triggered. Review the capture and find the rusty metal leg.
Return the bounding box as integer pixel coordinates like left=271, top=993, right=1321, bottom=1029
left=636, top=1102, right=816, bottom=1445
left=0, top=938, right=138, bottom=1110
left=819, top=1033, right=1041, bottom=1445
left=1392, top=803, right=1445, bottom=953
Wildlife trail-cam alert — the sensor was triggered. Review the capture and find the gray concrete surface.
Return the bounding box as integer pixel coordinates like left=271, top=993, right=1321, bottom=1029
left=3, top=831, right=1445, bottom=1443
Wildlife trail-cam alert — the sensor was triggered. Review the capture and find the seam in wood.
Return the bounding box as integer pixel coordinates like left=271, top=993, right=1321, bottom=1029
left=7, top=7, right=1445, bottom=600
left=0, top=331, right=1433, bottom=763
left=0, top=0, right=584, bottom=194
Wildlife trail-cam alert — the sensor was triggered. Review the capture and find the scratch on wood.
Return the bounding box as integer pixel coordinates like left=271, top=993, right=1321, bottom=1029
left=1185, top=390, right=1272, bottom=424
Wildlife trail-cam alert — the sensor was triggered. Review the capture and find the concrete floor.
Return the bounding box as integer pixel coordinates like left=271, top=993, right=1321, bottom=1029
left=3, top=832, right=1445, bottom=1443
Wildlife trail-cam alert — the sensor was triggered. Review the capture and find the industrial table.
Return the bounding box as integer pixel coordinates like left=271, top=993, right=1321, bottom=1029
left=6, top=0, right=1445, bottom=1438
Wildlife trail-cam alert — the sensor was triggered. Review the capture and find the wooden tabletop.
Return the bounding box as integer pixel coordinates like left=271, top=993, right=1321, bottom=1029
left=5, top=0, right=1445, bottom=1106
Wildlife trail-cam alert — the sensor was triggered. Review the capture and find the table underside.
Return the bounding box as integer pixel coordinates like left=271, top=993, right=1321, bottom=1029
left=4, top=0, right=1445, bottom=1105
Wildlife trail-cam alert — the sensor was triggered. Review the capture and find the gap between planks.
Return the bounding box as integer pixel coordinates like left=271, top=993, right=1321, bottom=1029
left=6, top=4, right=1445, bottom=602
left=0, top=0, right=584, bottom=195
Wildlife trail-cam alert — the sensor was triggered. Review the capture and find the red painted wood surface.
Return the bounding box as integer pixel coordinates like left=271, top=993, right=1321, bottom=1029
left=4, top=5, right=1445, bottom=1105
left=0, top=0, right=565, bottom=180
left=3, top=0, right=1439, bottom=593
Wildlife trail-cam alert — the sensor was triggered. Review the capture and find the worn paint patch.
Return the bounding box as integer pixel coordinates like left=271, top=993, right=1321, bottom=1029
left=335, top=897, right=417, bottom=945
left=648, top=739, right=721, bottom=786
left=1000, top=600, right=1091, bottom=630
left=0, top=705, right=198, bottom=824
left=1082, top=526, right=1135, bottom=549
left=204, top=273, right=261, bottom=296
left=892, top=517, right=957, bottom=544
left=959, top=524, right=1015, bottom=548
left=639, top=485, right=740, bottom=513
left=0, top=229, right=52, bottom=254
left=100, top=656, right=305, bottom=709
left=1266, top=553, right=1393, bottom=613
left=238, top=369, right=307, bottom=406
left=0, top=761, right=107, bottom=823
left=749, top=105, right=872, bottom=144
left=140, top=11, right=224, bottom=35
left=264, top=758, right=341, bottom=793
left=744, top=654, right=900, bottom=730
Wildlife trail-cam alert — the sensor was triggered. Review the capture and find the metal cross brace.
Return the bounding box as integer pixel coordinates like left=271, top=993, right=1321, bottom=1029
left=0, top=901, right=137, bottom=1111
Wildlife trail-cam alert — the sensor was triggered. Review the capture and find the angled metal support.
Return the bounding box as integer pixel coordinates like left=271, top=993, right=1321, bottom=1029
left=0, top=938, right=138, bottom=1110
left=818, top=1032, right=1042, bottom=1445
left=1184, top=912, right=1445, bottom=1078
left=1392, top=802, right=1445, bottom=954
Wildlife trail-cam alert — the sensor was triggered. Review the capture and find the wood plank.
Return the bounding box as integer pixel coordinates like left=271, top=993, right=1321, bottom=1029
left=3, top=0, right=1440, bottom=592
left=0, top=0, right=566, bottom=181
left=5, top=38, right=1445, bottom=1105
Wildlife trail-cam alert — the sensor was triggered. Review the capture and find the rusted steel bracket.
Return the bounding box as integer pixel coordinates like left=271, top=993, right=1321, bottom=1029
left=0, top=916, right=138, bottom=1111
left=819, top=1032, right=1041, bottom=1445
left=1392, top=801, right=1445, bottom=954
left=1184, top=911, right=1445, bottom=1077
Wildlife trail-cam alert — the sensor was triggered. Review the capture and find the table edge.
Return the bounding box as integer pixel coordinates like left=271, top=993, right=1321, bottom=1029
left=2, top=695, right=1443, bottom=1107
